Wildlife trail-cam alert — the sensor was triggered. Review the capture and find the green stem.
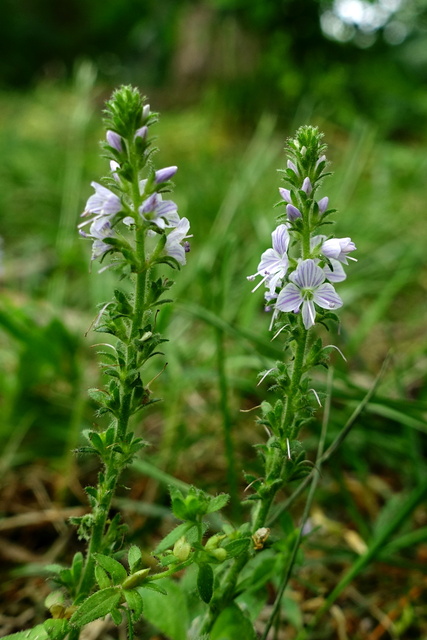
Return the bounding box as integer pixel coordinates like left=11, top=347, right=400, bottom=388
left=74, top=192, right=148, bottom=611
left=281, top=322, right=308, bottom=439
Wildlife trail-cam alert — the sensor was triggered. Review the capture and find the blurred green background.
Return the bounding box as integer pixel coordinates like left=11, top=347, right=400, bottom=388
left=1, top=1, right=427, bottom=637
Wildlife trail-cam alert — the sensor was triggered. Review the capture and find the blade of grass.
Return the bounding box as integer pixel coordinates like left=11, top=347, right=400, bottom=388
left=267, top=355, right=390, bottom=527
left=260, top=367, right=334, bottom=639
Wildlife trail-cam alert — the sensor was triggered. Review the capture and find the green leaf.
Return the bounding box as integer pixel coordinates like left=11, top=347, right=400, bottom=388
left=70, top=587, right=121, bottom=627
left=142, top=578, right=188, bottom=640
left=206, top=493, right=230, bottom=513
left=153, top=522, right=194, bottom=554
left=95, top=565, right=111, bottom=590
left=43, top=619, right=70, bottom=640
left=197, top=564, right=214, bottom=603
left=210, top=604, right=257, bottom=640
left=93, top=553, right=127, bottom=585
left=110, top=608, right=123, bottom=626
left=0, top=625, right=48, bottom=640
left=123, top=589, right=144, bottom=622
left=128, top=545, right=142, bottom=572
left=137, top=582, right=167, bottom=596
left=222, top=538, right=250, bottom=558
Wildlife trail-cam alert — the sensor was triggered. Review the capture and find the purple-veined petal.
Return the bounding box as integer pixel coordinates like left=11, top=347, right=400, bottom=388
left=313, top=283, right=343, bottom=310
left=286, top=204, right=302, bottom=221
left=165, top=217, right=191, bottom=265
left=323, top=259, right=346, bottom=283
left=84, top=182, right=121, bottom=217
left=276, top=283, right=303, bottom=312
left=302, top=300, right=316, bottom=329
left=140, top=193, right=159, bottom=214
left=290, top=259, right=325, bottom=289
left=279, top=187, right=292, bottom=203
left=271, top=224, right=290, bottom=255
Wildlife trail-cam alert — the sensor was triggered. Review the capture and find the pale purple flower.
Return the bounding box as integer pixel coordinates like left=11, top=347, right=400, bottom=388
left=318, top=196, right=329, bottom=214
left=106, top=130, right=122, bottom=152
left=247, top=224, right=290, bottom=294
left=321, top=237, right=357, bottom=264
left=110, top=160, right=120, bottom=182
left=287, top=160, right=299, bottom=175
left=135, top=126, right=148, bottom=140
left=316, top=154, right=327, bottom=168
left=311, top=235, right=348, bottom=282
left=302, top=177, right=312, bottom=195
left=275, top=259, right=343, bottom=330
left=323, top=259, right=346, bottom=283
left=286, top=204, right=302, bottom=221
left=81, top=182, right=122, bottom=219
left=155, top=166, right=178, bottom=184
left=80, top=216, right=115, bottom=260
left=165, top=217, right=191, bottom=265
left=143, top=104, right=150, bottom=119
left=279, top=187, right=292, bottom=203
left=139, top=193, right=179, bottom=229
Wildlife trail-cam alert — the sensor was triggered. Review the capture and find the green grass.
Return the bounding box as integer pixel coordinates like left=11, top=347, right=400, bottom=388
left=1, top=75, right=427, bottom=638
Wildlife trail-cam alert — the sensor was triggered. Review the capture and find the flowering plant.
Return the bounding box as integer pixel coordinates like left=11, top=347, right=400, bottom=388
left=3, top=94, right=357, bottom=640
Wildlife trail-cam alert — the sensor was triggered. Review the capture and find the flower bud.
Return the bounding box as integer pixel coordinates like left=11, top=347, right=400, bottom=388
left=173, top=536, right=192, bottom=562
left=279, top=187, right=291, bottom=203
left=106, top=130, right=122, bottom=152
left=286, top=204, right=302, bottom=221
left=122, top=568, right=151, bottom=589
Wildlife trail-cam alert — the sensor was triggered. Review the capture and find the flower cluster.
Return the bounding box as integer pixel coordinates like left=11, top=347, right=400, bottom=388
left=248, top=126, right=356, bottom=330
left=78, top=100, right=191, bottom=267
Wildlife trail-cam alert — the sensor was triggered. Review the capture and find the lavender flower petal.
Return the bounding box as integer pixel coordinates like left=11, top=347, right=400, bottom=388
left=313, top=283, right=343, bottom=310
left=276, top=283, right=303, bottom=312
left=302, top=300, right=316, bottom=329
left=290, top=259, right=325, bottom=289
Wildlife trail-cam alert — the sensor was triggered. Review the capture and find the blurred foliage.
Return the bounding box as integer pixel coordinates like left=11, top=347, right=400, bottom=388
left=1, top=0, right=427, bottom=137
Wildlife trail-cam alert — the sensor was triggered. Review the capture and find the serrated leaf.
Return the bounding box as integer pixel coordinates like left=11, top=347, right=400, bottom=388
left=197, top=564, right=213, bottom=603
left=154, top=522, right=194, bottom=554
left=123, top=589, right=144, bottom=621
left=94, top=553, right=127, bottom=584
left=206, top=493, right=230, bottom=513
left=70, top=587, right=121, bottom=627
